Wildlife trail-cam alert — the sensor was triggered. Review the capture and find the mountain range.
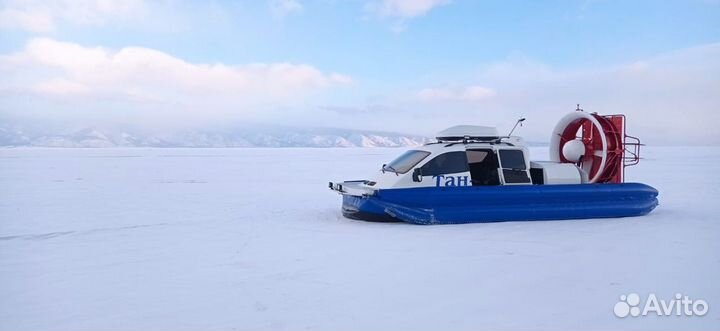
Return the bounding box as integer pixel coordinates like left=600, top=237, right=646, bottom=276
left=0, top=125, right=432, bottom=148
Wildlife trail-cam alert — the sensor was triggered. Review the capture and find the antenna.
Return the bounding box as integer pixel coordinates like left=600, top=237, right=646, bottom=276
left=507, top=117, right=526, bottom=136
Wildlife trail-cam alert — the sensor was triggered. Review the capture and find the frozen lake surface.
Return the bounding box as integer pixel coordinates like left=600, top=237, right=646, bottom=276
left=1, top=147, right=719, bottom=330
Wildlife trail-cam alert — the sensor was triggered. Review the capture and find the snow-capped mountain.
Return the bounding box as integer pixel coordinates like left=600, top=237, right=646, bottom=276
left=0, top=125, right=432, bottom=148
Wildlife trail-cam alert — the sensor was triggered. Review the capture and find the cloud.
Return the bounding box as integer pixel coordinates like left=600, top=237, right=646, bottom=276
left=1, top=36, right=717, bottom=145
left=417, top=85, right=496, bottom=102
left=269, top=0, right=303, bottom=18
left=32, top=78, right=90, bottom=95
left=314, top=43, right=720, bottom=144
left=0, top=0, right=145, bottom=33
left=0, top=38, right=352, bottom=126
left=0, top=7, right=54, bottom=32
left=2, top=38, right=351, bottom=94
left=366, top=0, right=451, bottom=18
left=320, top=104, right=400, bottom=115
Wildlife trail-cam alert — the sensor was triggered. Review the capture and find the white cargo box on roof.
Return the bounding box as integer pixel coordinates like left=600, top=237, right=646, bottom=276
left=436, top=125, right=499, bottom=141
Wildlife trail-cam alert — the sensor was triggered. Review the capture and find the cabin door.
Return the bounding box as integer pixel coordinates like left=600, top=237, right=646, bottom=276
left=466, top=149, right=501, bottom=186
left=497, top=149, right=532, bottom=185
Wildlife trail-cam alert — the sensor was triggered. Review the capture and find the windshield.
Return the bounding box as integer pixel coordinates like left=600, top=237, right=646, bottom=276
left=383, top=150, right=431, bottom=174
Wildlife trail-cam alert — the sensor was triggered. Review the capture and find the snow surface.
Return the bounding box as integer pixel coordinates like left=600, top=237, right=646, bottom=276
left=1, top=146, right=718, bottom=331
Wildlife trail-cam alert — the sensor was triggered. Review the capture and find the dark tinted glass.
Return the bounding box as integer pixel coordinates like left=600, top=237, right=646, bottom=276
left=420, top=151, right=469, bottom=176
left=499, top=150, right=527, bottom=170
left=466, top=150, right=490, bottom=163
left=503, top=169, right=531, bottom=183
left=385, top=150, right=431, bottom=174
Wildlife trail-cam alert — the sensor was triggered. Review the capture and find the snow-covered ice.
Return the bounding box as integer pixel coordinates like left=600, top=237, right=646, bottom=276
left=1, top=146, right=718, bottom=330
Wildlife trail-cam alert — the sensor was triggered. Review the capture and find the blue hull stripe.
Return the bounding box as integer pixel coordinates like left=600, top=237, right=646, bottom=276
left=342, top=183, right=659, bottom=225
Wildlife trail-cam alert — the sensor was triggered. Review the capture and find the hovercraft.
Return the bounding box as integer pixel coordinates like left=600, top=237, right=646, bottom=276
left=329, top=107, right=659, bottom=225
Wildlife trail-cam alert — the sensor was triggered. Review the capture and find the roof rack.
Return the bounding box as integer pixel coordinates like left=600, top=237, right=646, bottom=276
left=425, top=136, right=517, bottom=147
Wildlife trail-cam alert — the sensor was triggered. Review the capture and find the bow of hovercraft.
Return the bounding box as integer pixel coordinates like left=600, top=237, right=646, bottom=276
left=328, top=180, right=391, bottom=222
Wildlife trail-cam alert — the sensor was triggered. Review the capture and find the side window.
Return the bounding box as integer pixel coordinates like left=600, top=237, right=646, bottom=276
left=499, top=150, right=527, bottom=170
left=466, top=150, right=490, bottom=163
left=499, top=149, right=531, bottom=184
left=420, top=151, right=469, bottom=176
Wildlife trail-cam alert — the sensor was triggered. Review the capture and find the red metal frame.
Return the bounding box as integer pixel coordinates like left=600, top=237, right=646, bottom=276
left=559, top=112, right=642, bottom=183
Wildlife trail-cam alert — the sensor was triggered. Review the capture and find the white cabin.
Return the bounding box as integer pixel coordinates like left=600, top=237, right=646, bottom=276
left=336, top=125, right=586, bottom=196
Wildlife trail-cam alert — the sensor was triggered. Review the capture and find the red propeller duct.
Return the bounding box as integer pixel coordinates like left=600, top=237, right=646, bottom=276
left=549, top=110, right=628, bottom=183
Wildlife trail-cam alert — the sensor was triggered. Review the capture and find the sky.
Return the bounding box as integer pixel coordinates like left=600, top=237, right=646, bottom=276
left=0, top=0, right=719, bottom=144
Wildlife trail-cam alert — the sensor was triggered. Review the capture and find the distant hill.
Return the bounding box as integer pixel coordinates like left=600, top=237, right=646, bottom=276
left=0, top=125, right=432, bottom=148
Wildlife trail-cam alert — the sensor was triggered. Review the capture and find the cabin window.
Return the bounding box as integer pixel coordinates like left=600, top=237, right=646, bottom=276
left=499, top=150, right=527, bottom=170
left=420, top=151, right=469, bottom=176
left=467, top=149, right=500, bottom=186
left=384, top=150, right=431, bottom=174
left=499, top=149, right=531, bottom=184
